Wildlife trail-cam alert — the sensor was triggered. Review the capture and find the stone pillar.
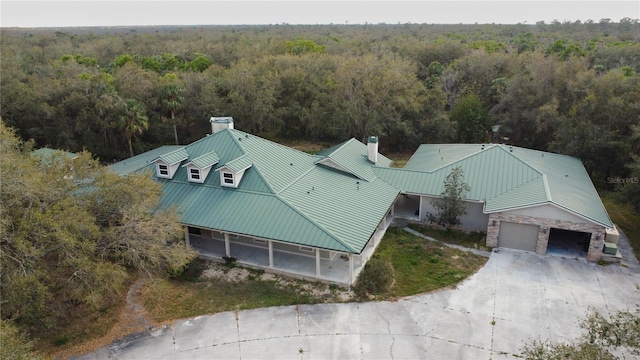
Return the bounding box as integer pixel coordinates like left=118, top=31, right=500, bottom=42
left=315, top=249, right=321, bottom=277
left=349, top=254, right=354, bottom=286
left=268, top=241, right=274, bottom=267
left=587, top=231, right=605, bottom=262
left=224, top=233, right=230, bottom=257
left=185, top=227, right=191, bottom=248
left=536, top=226, right=550, bottom=255
left=486, top=214, right=500, bottom=247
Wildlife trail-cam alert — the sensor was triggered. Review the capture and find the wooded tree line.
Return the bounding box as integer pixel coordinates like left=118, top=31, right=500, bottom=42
left=1, top=20, right=639, bottom=195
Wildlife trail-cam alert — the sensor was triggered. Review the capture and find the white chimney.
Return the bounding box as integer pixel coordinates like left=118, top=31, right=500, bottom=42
left=367, top=136, right=378, bottom=164
left=210, top=117, right=234, bottom=134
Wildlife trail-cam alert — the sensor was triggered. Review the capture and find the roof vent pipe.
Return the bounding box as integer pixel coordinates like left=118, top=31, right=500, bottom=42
left=210, top=117, right=234, bottom=134
left=367, top=136, right=378, bottom=164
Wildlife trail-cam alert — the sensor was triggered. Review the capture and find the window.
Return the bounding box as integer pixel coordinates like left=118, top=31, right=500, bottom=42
left=223, top=172, right=234, bottom=184
left=189, top=168, right=201, bottom=180
left=158, top=164, right=169, bottom=177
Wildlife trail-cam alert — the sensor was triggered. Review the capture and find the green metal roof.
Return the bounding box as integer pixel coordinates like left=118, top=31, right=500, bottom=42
left=113, top=129, right=400, bottom=253
left=315, top=138, right=393, bottom=182
left=279, top=166, right=399, bottom=252
left=383, top=143, right=612, bottom=228
left=31, top=148, right=78, bottom=166
left=219, top=154, right=252, bottom=173
left=113, top=133, right=612, bottom=255
left=110, top=145, right=182, bottom=175
left=157, top=147, right=189, bottom=165
left=185, top=151, right=220, bottom=169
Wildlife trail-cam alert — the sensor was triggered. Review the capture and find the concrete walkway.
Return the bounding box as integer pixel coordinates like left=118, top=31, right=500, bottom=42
left=78, top=249, right=640, bottom=359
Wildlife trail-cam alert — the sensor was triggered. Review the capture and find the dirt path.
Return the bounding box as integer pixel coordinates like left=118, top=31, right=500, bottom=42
left=58, top=278, right=157, bottom=359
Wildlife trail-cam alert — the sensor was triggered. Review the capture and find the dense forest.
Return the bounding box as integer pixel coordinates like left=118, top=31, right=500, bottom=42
left=1, top=20, right=639, bottom=196
left=1, top=20, right=640, bottom=357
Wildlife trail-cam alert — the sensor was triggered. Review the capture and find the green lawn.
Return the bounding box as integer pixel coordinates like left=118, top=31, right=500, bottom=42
left=373, top=227, right=488, bottom=297
left=407, top=223, right=491, bottom=251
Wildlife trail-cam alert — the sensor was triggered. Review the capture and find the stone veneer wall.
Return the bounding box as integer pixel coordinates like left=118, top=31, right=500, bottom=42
left=486, top=212, right=605, bottom=262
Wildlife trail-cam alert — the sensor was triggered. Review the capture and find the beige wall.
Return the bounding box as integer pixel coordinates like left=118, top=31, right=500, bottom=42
left=420, top=196, right=488, bottom=232
left=505, top=204, right=587, bottom=224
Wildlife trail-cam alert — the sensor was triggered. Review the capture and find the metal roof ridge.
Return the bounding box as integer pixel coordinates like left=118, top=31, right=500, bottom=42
left=484, top=174, right=545, bottom=203
left=425, top=144, right=498, bottom=173
left=250, top=164, right=277, bottom=194
left=320, top=138, right=359, bottom=158
left=275, top=193, right=357, bottom=253
left=315, top=157, right=371, bottom=182
left=495, top=144, right=544, bottom=177
left=275, top=163, right=319, bottom=195
left=542, top=174, right=552, bottom=202
left=548, top=201, right=614, bottom=228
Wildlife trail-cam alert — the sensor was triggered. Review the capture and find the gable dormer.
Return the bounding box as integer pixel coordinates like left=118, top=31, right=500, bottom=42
left=154, top=147, right=188, bottom=179
left=182, top=151, right=220, bottom=183
left=217, top=155, right=252, bottom=188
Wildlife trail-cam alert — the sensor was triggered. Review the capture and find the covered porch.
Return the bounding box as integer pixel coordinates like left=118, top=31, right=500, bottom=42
left=186, top=211, right=393, bottom=286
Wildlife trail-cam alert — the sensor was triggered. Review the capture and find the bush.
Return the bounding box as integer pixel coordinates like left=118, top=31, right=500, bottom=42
left=353, top=257, right=395, bottom=299
left=168, top=258, right=208, bottom=282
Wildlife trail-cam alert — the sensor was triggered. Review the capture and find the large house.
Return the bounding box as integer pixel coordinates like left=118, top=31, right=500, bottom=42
left=112, top=118, right=617, bottom=286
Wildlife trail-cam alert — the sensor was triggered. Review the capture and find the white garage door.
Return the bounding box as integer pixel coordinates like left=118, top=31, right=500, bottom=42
left=498, top=222, right=539, bottom=252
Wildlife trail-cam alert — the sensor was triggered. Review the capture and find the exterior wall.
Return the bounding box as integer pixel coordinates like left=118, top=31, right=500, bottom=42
left=420, top=196, right=488, bottom=232
left=505, top=204, right=587, bottom=224
left=486, top=212, right=605, bottom=262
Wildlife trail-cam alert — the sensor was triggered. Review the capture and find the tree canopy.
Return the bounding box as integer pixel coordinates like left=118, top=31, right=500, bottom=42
left=0, top=122, right=196, bottom=332
left=1, top=21, right=639, bottom=204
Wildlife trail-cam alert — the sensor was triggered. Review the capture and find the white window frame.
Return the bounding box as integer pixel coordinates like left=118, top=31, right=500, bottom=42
left=157, top=163, right=170, bottom=178
left=188, top=167, right=201, bottom=181
left=223, top=172, right=234, bottom=185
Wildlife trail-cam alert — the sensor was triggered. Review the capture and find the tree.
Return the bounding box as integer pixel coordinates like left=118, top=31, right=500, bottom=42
left=0, top=320, right=43, bottom=360
left=159, top=73, right=186, bottom=144
left=0, top=122, right=196, bottom=332
left=120, top=98, right=149, bottom=157
left=430, top=166, right=470, bottom=230
left=451, top=93, right=491, bottom=143
left=521, top=307, right=640, bottom=359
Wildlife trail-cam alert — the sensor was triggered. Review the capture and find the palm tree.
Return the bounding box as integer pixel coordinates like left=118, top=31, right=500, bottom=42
left=120, top=99, right=149, bottom=157
left=160, top=73, right=185, bottom=145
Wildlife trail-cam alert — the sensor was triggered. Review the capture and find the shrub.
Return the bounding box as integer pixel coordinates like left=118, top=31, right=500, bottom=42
left=168, top=258, right=208, bottom=282
left=353, top=257, right=395, bottom=299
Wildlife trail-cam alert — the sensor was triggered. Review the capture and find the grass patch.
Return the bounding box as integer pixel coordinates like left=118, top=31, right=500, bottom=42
left=374, top=227, right=488, bottom=298
left=408, top=223, right=491, bottom=251
left=601, top=193, right=640, bottom=261
left=141, top=272, right=335, bottom=323
left=35, top=272, right=137, bottom=358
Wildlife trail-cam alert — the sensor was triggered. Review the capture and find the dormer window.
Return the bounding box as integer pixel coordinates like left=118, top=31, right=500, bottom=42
left=154, top=147, right=189, bottom=179
left=182, top=150, right=219, bottom=184
left=189, top=168, right=201, bottom=181
left=217, top=155, right=252, bottom=188
left=158, top=164, right=169, bottom=177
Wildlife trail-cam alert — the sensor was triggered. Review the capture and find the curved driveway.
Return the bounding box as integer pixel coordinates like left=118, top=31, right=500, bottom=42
left=81, top=249, right=640, bottom=359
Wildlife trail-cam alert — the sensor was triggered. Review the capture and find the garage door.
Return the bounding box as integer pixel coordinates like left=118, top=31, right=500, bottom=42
left=498, top=222, right=539, bottom=252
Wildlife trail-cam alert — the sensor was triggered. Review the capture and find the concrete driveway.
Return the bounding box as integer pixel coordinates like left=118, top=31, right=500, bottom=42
left=80, top=249, right=640, bottom=359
